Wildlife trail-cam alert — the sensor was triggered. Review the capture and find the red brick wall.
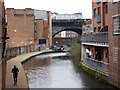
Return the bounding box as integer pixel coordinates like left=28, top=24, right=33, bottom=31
left=108, top=2, right=120, bottom=86
left=6, top=8, right=34, bottom=47
left=92, top=2, right=109, bottom=32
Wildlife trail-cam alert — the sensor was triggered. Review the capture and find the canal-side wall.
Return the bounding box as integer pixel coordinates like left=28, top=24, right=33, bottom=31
left=5, top=50, right=53, bottom=89
left=81, top=61, right=120, bottom=88
left=81, top=61, right=109, bottom=80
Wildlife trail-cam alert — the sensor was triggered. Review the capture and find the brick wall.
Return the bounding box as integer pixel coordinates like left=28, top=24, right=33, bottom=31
left=6, top=8, right=35, bottom=47
left=48, top=11, right=52, bottom=46
left=92, top=2, right=109, bottom=32
left=53, top=37, right=80, bottom=46
left=34, top=10, right=52, bottom=47
left=108, top=2, right=120, bottom=86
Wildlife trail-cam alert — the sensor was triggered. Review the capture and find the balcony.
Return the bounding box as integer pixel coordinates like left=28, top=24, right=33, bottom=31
left=82, top=55, right=108, bottom=73
left=81, top=32, right=108, bottom=43
left=96, top=15, right=101, bottom=23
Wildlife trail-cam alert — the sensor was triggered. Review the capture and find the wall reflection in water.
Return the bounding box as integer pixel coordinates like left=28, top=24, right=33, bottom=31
left=23, top=57, right=52, bottom=70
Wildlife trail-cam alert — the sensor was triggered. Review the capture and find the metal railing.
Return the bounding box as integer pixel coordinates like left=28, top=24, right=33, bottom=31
left=82, top=55, right=108, bottom=73
left=81, top=32, right=108, bottom=43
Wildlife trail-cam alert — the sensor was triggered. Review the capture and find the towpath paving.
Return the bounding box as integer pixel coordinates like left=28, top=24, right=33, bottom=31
left=5, top=50, right=53, bottom=88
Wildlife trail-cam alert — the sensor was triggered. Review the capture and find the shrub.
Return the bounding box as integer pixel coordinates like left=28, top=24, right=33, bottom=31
left=69, top=43, right=81, bottom=64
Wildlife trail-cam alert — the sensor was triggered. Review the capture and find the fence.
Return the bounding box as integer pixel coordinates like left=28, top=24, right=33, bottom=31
left=5, top=44, right=48, bottom=59
left=82, top=54, right=109, bottom=73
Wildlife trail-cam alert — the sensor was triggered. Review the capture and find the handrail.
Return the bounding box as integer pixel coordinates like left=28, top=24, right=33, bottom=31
left=82, top=54, right=109, bottom=73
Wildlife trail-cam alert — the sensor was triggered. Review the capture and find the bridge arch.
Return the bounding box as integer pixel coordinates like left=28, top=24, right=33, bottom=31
left=52, top=28, right=82, bottom=38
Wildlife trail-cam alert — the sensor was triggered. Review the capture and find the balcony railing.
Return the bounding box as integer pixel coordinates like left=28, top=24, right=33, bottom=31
left=82, top=55, right=108, bottom=73
left=81, top=32, right=108, bottom=43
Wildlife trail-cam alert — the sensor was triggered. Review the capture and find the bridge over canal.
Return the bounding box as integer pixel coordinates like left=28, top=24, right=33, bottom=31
left=52, top=19, right=83, bottom=37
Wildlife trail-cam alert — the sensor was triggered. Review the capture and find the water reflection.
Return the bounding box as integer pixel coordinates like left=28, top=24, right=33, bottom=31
left=23, top=53, right=115, bottom=88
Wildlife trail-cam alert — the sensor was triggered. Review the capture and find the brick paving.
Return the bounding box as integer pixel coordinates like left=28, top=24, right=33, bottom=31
left=5, top=50, right=53, bottom=88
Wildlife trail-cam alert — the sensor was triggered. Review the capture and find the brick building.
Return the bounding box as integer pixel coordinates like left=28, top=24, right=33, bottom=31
left=34, top=10, right=52, bottom=46
left=108, top=1, right=120, bottom=86
left=6, top=8, right=52, bottom=49
left=81, top=0, right=120, bottom=87
left=53, top=37, right=80, bottom=47
left=6, top=8, right=35, bottom=47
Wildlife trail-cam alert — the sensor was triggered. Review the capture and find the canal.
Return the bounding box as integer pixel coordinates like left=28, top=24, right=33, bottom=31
left=23, top=52, right=115, bottom=88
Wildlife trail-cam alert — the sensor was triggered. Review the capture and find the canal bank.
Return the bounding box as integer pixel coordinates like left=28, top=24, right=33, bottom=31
left=80, top=61, right=119, bottom=88
left=69, top=43, right=118, bottom=88
left=5, top=50, right=53, bottom=89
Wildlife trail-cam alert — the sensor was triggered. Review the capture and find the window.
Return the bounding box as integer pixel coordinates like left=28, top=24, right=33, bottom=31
left=34, top=29, right=36, bottom=33
left=34, top=22, right=37, bottom=25
left=26, top=14, right=34, bottom=16
left=14, top=14, right=24, bottom=16
left=106, top=5, right=108, bottom=14
left=94, top=8, right=96, bottom=17
left=98, top=7, right=101, bottom=16
left=113, top=16, right=120, bottom=34
left=94, top=27, right=97, bottom=32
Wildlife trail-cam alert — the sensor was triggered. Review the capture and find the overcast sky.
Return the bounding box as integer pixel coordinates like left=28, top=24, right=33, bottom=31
left=4, top=0, right=92, bottom=19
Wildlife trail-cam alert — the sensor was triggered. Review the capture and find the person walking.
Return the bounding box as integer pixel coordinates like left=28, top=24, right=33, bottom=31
left=12, top=65, right=19, bottom=86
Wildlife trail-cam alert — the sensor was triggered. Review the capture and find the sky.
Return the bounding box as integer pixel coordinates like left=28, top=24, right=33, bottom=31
left=4, top=0, right=92, bottom=19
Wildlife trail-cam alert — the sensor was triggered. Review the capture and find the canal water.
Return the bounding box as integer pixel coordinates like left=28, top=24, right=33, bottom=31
left=23, top=52, right=115, bottom=88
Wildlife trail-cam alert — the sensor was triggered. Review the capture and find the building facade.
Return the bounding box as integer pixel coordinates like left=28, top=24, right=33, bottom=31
left=6, top=8, right=52, bottom=49
left=6, top=8, right=35, bottom=47
left=108, top=0, right=120, bottom=86
left=53, top=37, right=80, bottom=47
left=34, top=10, right=52, bottom=46
left=81, top=0, right=120, bottom=87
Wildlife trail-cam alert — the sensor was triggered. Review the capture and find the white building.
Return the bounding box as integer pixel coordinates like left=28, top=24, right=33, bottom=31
left=52, top=13, right=83, bottom=20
